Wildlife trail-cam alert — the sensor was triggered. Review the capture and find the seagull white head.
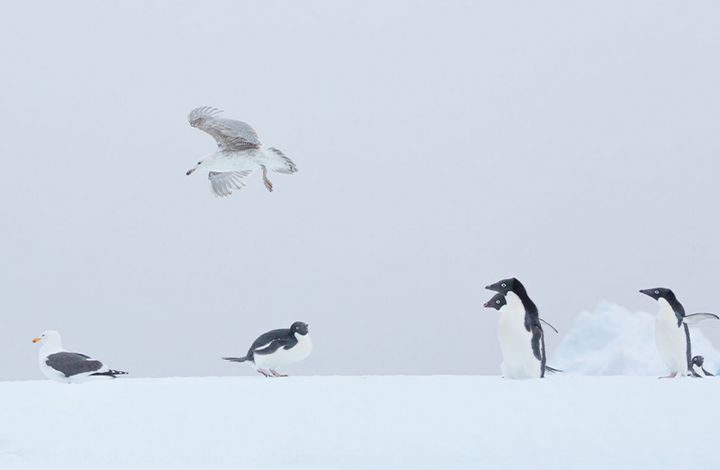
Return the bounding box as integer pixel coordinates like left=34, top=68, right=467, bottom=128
left=186, top=155, right=212, bottom=176
left=32, top=330, right=62, bottom=349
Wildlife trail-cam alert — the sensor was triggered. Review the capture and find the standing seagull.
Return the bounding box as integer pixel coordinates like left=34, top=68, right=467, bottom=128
left=185, top=106, right=297, bottom=197
left=32, top=331, right=127, bottom=383
left=222, top=322, right=312, bottom=377
left=639, top=288, right=719, bottom=378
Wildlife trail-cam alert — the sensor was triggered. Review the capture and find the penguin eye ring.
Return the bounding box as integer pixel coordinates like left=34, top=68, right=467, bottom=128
left=655, top=290, right=659, bottom=294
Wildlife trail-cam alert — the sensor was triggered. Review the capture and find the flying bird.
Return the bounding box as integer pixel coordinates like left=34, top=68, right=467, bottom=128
left=32, top=330, right=127, bottom=383
left=185, top=107, right=298, bottom=197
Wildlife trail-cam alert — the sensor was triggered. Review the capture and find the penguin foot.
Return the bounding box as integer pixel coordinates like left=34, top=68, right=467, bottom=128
left=658, top=372, right=678, bottom=379
left=270, top=369, right=287, bottom=377
left=257, top=369, right=273, bottom=378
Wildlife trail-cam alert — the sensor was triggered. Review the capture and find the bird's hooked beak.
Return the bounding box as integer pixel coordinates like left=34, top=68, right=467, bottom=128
left=32, top=337, right=41, bottom=343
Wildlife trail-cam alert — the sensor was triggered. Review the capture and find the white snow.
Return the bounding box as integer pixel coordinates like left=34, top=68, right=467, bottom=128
left=1, top=375, right=719, bottom=469
left=552, top=302, right=720, bottom=375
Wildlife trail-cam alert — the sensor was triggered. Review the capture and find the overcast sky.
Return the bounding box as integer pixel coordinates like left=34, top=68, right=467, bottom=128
left=2, top=0, right=720, bottom=380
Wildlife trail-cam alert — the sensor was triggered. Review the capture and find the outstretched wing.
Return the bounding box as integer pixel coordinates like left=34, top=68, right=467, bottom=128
left=188, top=107, right=261, bottom=152
left=46, top=352, right=103, bottom=377
left=208, top=170, right=252, bottom=197
left=683, top=312, right=720, bottom=326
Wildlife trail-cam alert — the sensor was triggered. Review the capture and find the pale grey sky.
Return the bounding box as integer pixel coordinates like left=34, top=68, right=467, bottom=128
left=2, top=1, right=720, bottom=380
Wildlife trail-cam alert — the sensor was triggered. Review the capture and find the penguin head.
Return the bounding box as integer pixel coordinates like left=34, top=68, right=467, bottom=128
left=291, top=321, right=309, bottom=336
left=483, top=293, right=507, bottom=311
left=692, top=355, right=705, bottom=367
left=485, top=277, right=520, bottom=294
left=639, top=287, right=676, bottom=302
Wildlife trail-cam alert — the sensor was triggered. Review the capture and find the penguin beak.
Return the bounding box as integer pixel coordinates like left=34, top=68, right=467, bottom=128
left=483, top=301, right=492, bottom=308
left=485, top=283, right=502, bottom=292
left=638, top=289, right=653, bottom=297
left=32, top=337, right=41, bottom=343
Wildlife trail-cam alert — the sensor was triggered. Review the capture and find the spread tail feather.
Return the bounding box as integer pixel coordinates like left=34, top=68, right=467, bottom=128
left=266, top=147, right=298, bottom=174
left=222, top=356, right=249, bottom=363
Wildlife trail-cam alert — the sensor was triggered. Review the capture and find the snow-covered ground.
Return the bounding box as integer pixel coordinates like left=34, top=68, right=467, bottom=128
left=1, top=375, right=718, bottom=469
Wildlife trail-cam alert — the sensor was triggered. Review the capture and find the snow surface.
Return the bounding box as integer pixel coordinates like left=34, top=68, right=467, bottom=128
left=553, top=302, right=720, bottom=375
left=1, top=375, right=719, bottom=469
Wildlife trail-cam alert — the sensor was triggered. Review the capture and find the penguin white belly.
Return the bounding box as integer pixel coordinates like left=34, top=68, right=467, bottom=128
left=655, top=305, right=688, bottom=375
left=253, top=334, right=313, bottom=370
left=497, top=308, right=541, bottom=379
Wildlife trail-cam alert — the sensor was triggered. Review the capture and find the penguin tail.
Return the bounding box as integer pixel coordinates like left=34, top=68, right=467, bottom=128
left=222, top=356, right=249, bottom=363
left=544, top=365, right=563, bottom=374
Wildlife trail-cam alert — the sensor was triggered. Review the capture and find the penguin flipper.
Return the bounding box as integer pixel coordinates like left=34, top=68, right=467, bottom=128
left=539, top=318, right=559, bottom=334
left=530, top=325, right=544, bottom=362
left=683, top=313, right=720, bottom=325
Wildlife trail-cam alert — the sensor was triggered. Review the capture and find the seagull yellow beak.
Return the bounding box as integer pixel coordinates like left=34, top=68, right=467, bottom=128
left=32, top=337, right=41, bottom=343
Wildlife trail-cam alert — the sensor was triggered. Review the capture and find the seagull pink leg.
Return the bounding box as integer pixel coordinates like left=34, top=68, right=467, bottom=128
left=261, top=165, right=273, bottom=192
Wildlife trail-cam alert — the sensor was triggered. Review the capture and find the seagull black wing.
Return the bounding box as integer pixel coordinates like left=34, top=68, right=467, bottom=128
left=46, top=352, right=103, bottom=377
